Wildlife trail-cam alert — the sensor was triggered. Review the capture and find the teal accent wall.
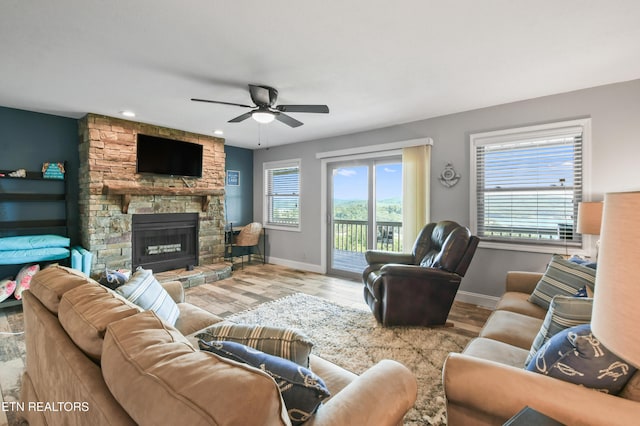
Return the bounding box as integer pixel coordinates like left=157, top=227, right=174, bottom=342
left=224, top=145, right=253, bottom=227
left=0, top=106, right=79, bottom=277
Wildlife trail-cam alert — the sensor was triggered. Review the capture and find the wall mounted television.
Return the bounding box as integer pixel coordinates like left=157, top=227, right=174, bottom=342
left=136, top=134, right=203, bottom=178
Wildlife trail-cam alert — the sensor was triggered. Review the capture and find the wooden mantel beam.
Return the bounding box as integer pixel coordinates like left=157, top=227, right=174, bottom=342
left=102, top=182, right=225, bottom=213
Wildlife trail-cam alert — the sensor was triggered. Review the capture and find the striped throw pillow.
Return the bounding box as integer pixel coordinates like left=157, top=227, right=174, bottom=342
left=116, top=267, right=180, bottom=326
left=524, top=295, right=593, bottom=367
left=528, top=254, right=596, bottom=310
left=196, top=323, right=314, bottom=367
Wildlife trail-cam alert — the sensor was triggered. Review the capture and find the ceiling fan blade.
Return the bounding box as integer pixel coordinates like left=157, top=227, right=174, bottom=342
left=275, top=112, right=303, bottom=128
left=276, top=104, right=329, bottom=113
left=228, top=111, right=253, bottom=123
left=249, top=84, right=277, bottom=107
left=191, top=98, right=253, bottom=108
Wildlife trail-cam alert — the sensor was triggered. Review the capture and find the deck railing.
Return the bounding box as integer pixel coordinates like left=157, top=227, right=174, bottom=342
left=333, top=220, right=403, bottom=253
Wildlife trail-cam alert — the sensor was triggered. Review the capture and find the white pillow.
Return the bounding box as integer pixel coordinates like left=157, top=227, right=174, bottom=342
left=116, top=267, right=180, bottom=326
left=14, top=264, right=40, bottom=300
left=0, top=278, right=17, bottom=303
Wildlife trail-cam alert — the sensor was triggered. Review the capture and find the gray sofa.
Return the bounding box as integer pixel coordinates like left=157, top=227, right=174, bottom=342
left=443, top=271, right=640, bottom=425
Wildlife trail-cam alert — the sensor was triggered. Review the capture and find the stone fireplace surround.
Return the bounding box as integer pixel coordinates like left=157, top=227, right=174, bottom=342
left=78, top=114, right=226, bottom=278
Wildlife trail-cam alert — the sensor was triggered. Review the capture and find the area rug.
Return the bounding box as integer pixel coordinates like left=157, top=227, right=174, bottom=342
left=224, top=293, right=471, bottom=425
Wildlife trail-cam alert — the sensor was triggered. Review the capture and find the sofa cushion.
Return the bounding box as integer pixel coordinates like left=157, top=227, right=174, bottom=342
left=196, top=323, right=314, bottom=367
left=199, top=339, right=330, bottom=425
left=174, top=302, right=221, bottom=336
left=479, top=310, right=543, bottom=350
left=58, top=283, right=140, bottom=362
left=621, top=371, right=640, bottom=402
left=29, top=264, right=94, bottom=314
left=116, top=267, right=180, bottom=326
left=524, top=296, right=593, bottom=367
left=526, top=324, right=637, bottom=394
left=494, top=292, right=547, bottom=319
left=528, top=254, right=596, bottom=310
left=463, top=337, right=530, bottom=368
left=102, top=311, right=288, bottom=426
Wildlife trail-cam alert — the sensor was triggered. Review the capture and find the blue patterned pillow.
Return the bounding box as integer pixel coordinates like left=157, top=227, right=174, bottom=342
left=526, top=324, right=637, bottom=394
left=199, top=340, right=330, bottom=425
left=524, top=296, right=593, bottom=367
left=99, top=268, right=130, bottom=290
left=116, top=267, right=179, bottom=326
left=528, top=255, right=596, bottom=310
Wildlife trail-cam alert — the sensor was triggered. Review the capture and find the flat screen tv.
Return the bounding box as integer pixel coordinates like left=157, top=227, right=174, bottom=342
left=136, top=134, right=203, bottom=178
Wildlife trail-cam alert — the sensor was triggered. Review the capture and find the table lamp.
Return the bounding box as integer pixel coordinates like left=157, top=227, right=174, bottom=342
left=591, top=191, right=640, bottom=368
left=577, top=201, right=603, bottom=259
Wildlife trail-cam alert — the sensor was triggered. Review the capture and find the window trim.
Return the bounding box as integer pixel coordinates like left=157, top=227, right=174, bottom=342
left=469, top=118, right=592, bottom=255
left=263, top=158, right=302, bottom=232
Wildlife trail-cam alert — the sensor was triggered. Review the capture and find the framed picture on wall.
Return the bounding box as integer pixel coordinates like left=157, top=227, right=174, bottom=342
left=226, top=170, right=240, bottom=186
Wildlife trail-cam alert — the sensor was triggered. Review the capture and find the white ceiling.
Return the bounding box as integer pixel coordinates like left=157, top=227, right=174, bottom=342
left=2, top=1, right=640, bottom=149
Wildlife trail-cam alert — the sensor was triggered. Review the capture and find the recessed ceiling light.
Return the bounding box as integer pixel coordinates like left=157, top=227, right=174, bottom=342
left=214, top=130, right=224, bottom=136
left=120, top=110, right=136, bottom=118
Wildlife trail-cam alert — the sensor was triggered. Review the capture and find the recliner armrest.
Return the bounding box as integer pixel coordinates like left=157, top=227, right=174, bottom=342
left=380, top=264, right=460, bottom=280
left=307, top=359, right=417, bottom=426
left=364, top=250, right=414, bottom=266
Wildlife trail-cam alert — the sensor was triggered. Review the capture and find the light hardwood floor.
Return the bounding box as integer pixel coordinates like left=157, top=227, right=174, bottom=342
left=183, top=262, right=492, bottom=338
left=0, top=262, right=492, bottom=426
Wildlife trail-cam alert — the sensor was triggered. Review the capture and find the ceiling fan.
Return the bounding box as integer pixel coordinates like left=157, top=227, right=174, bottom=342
left=191, top=84, right=329, bottom=128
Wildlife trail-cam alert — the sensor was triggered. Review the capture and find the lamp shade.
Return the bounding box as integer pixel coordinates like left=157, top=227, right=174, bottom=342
left=591, top=191, right=640, bottom=368
left=577, top=201, right=603, bottom=235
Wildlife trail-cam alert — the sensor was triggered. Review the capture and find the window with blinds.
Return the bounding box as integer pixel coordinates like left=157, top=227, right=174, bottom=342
left=470, top=120, right=590, bottom=249
left=263, top=159, right=301, bottom=230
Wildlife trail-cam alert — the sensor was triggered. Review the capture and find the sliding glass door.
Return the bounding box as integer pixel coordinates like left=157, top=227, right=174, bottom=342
left=327, top=156, right=402, bottom=278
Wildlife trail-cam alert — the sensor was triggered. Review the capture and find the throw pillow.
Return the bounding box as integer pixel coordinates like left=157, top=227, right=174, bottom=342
left=526, top=324, right=637, bottom=394
left=196, top=323, right=314, bottom=367
left=568, top=255, right=597, bottom=270
left=528, top=254, right=596, bottom=310
left=14, top=264, right=40, bottom=300
left=573, top=285, right=593, bottom=298
left=98, top=268, right=131, bottom=290
left=0, top=278, right=17, bottom=303
left=116, top=267, right=179, bottom=326
left=199, top=339, right=330, bottom=425
left=524, top=295, right=593, bottom=367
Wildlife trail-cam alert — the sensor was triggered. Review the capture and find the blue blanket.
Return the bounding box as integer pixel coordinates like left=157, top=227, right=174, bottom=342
left=0, top=235, right=70, bottom=251
left=0, top=247, right=70, bottom=265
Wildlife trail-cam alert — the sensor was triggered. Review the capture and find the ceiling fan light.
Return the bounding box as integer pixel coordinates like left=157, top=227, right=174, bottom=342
left=252, top=111, right=275, bottom=124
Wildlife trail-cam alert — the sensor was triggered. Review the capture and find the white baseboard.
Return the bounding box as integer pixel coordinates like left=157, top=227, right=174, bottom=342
left=266, top=256, right=324, bottom=274
left=455, top=290, right=499, bottom=309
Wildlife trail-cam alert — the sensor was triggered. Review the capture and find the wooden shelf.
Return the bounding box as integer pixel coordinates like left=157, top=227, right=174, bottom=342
left=0, top=193, right=65, bottom=202
left=102, top=182, right=225, bottom=213
left=0, top=299, right=22, bottom=309
left=0, top=169, right=64, bottom=181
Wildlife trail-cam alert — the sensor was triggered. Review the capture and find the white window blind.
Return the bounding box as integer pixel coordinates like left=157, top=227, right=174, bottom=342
left=471, top=122, right=587, bottom=247
left=264, top=159, right=301, bottom=229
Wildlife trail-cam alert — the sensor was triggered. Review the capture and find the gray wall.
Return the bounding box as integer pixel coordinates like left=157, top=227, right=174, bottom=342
left=253, top=79, right=640, bottom=302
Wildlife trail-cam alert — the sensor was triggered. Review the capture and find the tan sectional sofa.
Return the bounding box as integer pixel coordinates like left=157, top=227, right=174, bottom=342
left=20, top=265, right=417, bottom=425
left=443, top=271, right=640, bottom=425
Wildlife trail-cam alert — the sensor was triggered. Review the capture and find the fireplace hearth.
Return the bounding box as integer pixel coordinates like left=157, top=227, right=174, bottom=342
left=132, top=213, right=199, bottom=273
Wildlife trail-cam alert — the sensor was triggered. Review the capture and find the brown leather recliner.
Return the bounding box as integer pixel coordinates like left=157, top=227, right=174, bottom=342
left=362, top=221, right=479, bottom=326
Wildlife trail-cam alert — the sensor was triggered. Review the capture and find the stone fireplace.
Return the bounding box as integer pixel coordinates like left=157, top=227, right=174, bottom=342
left=77, top=114, right=226, bottom=277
